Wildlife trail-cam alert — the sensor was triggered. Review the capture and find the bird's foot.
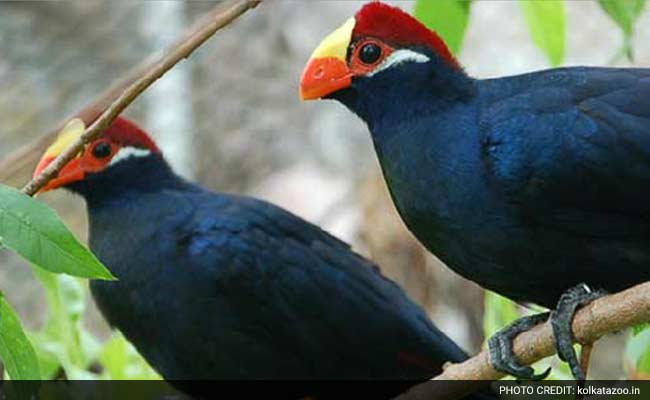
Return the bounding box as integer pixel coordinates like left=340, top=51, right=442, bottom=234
left=488, top=312, right=552, bottom=380
left=551, top=283, right=606, bottom=381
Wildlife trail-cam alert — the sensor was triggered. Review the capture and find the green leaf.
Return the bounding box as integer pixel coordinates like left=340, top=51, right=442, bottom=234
left=0, top=184, right=114, bottom=280
left=599, top=0, right=645, bottom=35
left=100, top=333, right=161, bottom=380
left=0, top=293, right=41, bottom=379
left=633, top=322, right=650, bottom=336
left=27, top=331, right=61, bottom=379
left=414, top=0, right=472, bottom=55
left=519, top=0, right=566, bottom=66
left=638, top=347, right=650, bottom=374
left=598, top=0, right=645, bottom=60
left=30, top=267, right=102, bottom=379
left=625, top=328, right=650, bottom=376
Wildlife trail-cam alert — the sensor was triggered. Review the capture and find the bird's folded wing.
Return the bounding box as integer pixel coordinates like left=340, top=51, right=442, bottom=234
left=177, top=193, right=468, bottom=378
left=481, top=67, right=650, bottom=237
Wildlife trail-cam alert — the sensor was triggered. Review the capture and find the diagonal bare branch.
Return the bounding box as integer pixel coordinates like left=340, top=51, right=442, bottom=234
left=10, top=0, right=261, bottom=195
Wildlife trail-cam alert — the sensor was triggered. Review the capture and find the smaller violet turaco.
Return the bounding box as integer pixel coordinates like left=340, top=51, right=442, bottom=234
left=33, top=117, right=495, bottom=399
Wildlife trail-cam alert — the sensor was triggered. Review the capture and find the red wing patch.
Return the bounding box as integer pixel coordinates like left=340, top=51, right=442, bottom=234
left=397, top=351, right=438, bottom=373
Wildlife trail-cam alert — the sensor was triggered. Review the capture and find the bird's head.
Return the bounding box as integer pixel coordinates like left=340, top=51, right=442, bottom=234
left=33, top=117, right=163, bottom=194
left=300, top=2, right=471, bottom=122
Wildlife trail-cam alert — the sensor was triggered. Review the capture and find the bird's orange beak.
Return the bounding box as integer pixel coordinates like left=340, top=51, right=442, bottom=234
left=300, top=18, right=355, bottom=101
left=33, top=119, right=87, bottom=193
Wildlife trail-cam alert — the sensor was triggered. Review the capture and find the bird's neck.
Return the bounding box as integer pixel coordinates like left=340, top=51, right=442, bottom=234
left=335, top=58, right=476, bottom=135
left=338, top=63, right=482, bottom=259
left=68, top=155, right=190, bottom=207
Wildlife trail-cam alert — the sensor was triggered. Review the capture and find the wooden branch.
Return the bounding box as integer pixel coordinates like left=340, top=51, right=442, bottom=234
left=0, top=61, right=149, bottom=186
left=9, top=0, right=261, bottom=195
left=395, top=281, right=650, bottom=400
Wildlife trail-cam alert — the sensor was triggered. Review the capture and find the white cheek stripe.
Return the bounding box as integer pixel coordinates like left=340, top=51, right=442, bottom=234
left=109, top=146, right=152, bottom=166
left=367, top=49, right=430, bottom=77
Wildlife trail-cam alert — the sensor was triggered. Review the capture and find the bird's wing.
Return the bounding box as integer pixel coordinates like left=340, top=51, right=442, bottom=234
left=175, top=192, right=467, bottom=379
left=480, top=67, right=650, bottom=237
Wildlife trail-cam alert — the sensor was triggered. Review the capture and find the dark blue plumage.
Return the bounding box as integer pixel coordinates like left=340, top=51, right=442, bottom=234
left=335, top=64, right=650, bottom=309
left=78, top=155, right=463, bottom=380
left=33, top=122, right=498, bottom=398
left=301, top=1, right=650, bottom=380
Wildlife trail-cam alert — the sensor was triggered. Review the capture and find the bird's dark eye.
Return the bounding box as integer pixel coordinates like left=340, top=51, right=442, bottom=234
left=359, top=43, right=382, bottom=65
left=92, top=142, right=112, bottom=159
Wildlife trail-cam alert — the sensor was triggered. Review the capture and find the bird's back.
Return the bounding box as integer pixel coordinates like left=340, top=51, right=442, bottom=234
left=370, top=66, right=650, bottom=307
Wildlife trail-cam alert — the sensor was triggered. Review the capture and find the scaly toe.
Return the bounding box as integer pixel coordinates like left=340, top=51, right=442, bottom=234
left=488, top=312, right=551, bottom=380
left=551, top=283, right=606, bottom=381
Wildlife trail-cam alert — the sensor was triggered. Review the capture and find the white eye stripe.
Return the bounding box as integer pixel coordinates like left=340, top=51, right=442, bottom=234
left=108, top=146, right=152, bottom=166
left=367, top=49, right=430, bottom=77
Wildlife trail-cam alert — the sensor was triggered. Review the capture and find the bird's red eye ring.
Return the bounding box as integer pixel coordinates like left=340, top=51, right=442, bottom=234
left=350, top=39, right=394, bottom=76
left=81, top=140, right=116, bottom=173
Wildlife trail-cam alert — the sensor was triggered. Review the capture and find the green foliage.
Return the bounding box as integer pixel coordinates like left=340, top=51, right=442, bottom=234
left=0, top=184, right=114, bottom=280
left=483, top=291, right=520, bottom=338
left=625, top=328, right=650, bottom=376
left=29, top=268, right=101, bottom=379
left=0, top=293, right=41, bottom=379
left=632, top=322, right=650, bottom=336
left=519, top=0, right=566, bottom=66
left=410, top=0, right=574, bottom=67
left=100, top=334, right=161, bottom=380
left=0, top=184, right=155, bottom=380
left=412, top=0, right=646, bottom=67
left=598, top=0, right=645, bottom=60
left=414, top=0, right=472, bottom=55
left=28, top=268, right=160, bottom=380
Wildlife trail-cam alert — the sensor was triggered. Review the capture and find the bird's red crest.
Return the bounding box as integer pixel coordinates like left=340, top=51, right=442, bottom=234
left=102, top=116, right=161, bottom=154
left=353, top=2, right=458, bottom=68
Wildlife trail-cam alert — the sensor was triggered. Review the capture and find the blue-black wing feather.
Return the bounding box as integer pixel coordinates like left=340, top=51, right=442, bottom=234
left=481, top=67, right=650, bottom=235
left=173, top=190, right=468, bottom=379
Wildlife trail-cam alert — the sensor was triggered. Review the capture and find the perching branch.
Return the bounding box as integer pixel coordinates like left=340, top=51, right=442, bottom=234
left=395, top=281, right=650, bottom=400
left=16, top=0, right=261, bottom=196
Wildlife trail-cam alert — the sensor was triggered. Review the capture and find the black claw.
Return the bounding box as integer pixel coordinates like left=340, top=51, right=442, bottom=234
left=488, top=312, right=550, bottom=380
left=505, top=359, right=535, bottom=380
left=536, top=367, right=552, bottom=381
left=551, top=283, right=606, bottom=381
left=515, top=367, right=551, bottom=382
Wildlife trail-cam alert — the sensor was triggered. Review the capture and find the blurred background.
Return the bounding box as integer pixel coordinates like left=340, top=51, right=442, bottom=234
left=1, top=0, right=649, bottom=380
